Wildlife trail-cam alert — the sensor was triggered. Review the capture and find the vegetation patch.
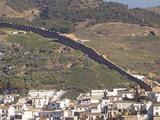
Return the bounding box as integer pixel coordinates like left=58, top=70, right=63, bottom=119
left=0, top=29, right=132, bottom=99
left=1, top=0, right=160, bottom=32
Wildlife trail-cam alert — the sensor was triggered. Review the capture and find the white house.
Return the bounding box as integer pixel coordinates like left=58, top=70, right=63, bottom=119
left=79, top=112, right=101, bottom=120
left=153, top=103, right=160, bottom=116
left=28, top=90, right=57, bottom=98
left=107, top=88, right=127, bottom=97
left=74, top=104, right=90, bottom=113
left=8, top=106, right=15, bottom=119
left=38, top=110, right=66, bottom=120
left=32, top=97, right=49, bottom=109
left=0, top=106, right=9, bottom=120
left=22, top=110, right=40, bottom=120
left=77, top=93, right=91, bottom=105
left=48, top=99, right=70, bottom=110
left=14, top=103, right=27, bottom=112
left=114, top=101, right=133, bottom=113
left=0, top=105, right=15, bottom=120
left=90, top=103, right=101, bottom=113
left=91, top=90, right=105, bottom=103
left=133, top=102, right=145, bottom=112
left=28, top=90, right=66, bottom=101
left=120, top=91, right=135, bottom=99
left=154, top=93, right=160, bottom=102
left=91, top=90, right=104, bottom=99
left=4, top=95, right=14, bottom=104
left=108, top=96, right=123, bottom=102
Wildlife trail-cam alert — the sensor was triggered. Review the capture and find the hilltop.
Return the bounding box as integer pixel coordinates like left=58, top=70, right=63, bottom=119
left=0, top=0, right=160, bottom=32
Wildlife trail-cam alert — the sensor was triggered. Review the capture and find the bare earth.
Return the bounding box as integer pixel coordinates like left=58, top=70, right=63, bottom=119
left=0, top=0, right=39, bottom=21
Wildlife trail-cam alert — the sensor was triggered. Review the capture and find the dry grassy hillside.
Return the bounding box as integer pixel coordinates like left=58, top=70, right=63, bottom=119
left=74, top=22, right=160, bottom=80
left=68, top=0, right=102, bottom=9
left=0, top=0, right=39, bottom=21
left=0, top=28, right=132, bottom=99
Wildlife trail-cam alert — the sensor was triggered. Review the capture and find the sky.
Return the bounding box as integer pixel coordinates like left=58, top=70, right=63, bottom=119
left=105, top=0, right=160, bottom=8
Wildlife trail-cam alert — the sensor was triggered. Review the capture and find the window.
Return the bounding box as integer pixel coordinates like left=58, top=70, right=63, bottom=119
left=155, top=107, right=159, bottom=110
left=156, top=112, right=159, bottom=116
left=38, top=100, right=41, bottom=105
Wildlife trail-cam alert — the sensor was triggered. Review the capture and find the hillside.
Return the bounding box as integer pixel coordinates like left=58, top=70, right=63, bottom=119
left=148, top=6, right=160, bottom=14
left=0, top=0, right=39, bottom=21
left=1, top=0, right=160, bottom=32
left=73, top=22, right=160, bottom=81
left=0, top=28, right=131, bottom=99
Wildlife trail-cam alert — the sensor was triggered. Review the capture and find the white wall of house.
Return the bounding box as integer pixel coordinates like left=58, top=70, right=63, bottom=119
left=63, top=110, right=70, bottom=118
left=38, top=110, right=64, bottom=120
left=28, top=90, right=56, bottom=98
left=28, top=90, right=66, bottom=101
left=133, top=103, right=144, bottom=112
left=115, top=102, right=133, bottom=110
left=0, top=108, right=8, bottom=119
left=14, top=103, right=27, bottom=111
left=91, top=99, right=100, bottom=104
left=122, top=92, right=134, bottom=99
left=32, top=98, right=47, bottom=109
left=137, top=114, right=148, bottom=120
left=22, top=111, right=35, bottom=120
left=91, top=104, right=101, bottom=113
left=155, top=93, right=160, bottom=102
left=109, top=96, right=122, bottom=102
left=91, top=90, right=104, bottom=98
left=48, top=99, right=70, bottom=110
left=108, top=88, right=127, bottom=96
left=80, top=99, right=91, bottom=105
left=59, top=99, right=70, bottom=109
left=153, top=105, right=160, bottom=116
left=8, top=106, right=15, bottom=117
left=4, top=96, right=14, bottom=104
left=84, top=114, right=99, bottom=120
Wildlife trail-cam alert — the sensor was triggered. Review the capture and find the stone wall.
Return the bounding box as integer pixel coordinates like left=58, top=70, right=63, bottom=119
left=0, top=21, right=152, bottom=91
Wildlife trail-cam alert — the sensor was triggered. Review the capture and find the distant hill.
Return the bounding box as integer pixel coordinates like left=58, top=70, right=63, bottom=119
left=148, top=6, right=160, bottom=14
left=2, top=0, right=160, bottom=32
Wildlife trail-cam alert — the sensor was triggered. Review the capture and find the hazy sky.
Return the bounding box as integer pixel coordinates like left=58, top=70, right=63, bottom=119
left=105, top=0, right=160, bottom=8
